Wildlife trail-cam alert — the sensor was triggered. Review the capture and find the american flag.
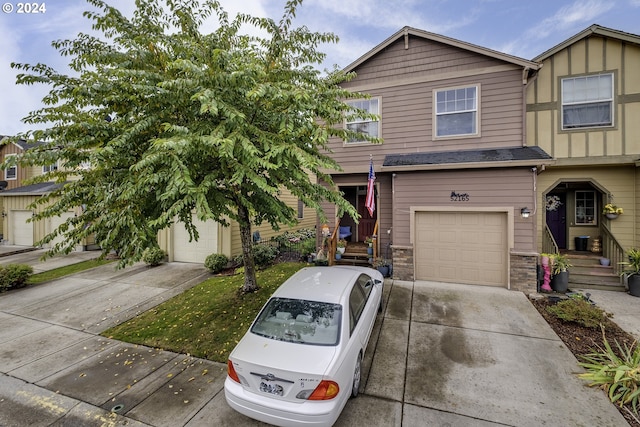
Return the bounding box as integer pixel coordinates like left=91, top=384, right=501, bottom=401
left=365, top=158, right=375, bottom=217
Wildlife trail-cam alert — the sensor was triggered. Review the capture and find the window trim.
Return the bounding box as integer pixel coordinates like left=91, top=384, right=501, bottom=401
left=574, top=190, right=597, bottom=226
left=433, top=84, right=480, bottom=140
left=4, top=154, right=17, bottom=180
left=43, top=162, right=58, bottom=174
left=560, top=72, right=614, bottom=131
left=344, top=97, right=381, bottom=145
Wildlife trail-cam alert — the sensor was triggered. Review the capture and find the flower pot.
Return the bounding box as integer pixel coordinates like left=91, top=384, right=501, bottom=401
left=605, top=213, right=618, bottom=220
left=337, top=247, right=345, bottom=254
left=335, top=253, right=342, bottom=260
left=377, top=266, right=389, bottom=277
left=551, top=270, right=569, bottom=293
left=367, top=247, right=373, bottom=255
left=599, top=258, right=610, bottom=266
left=629, top=274, right=640, bottom=297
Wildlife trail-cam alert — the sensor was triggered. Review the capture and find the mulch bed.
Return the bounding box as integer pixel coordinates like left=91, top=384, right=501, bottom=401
left=530, top=296, right=639, bottom=426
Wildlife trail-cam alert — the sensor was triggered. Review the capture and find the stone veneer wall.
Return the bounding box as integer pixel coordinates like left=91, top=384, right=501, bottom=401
left=510, top=251, right=538, bottom=293
left=390, top=245, right=414, bottom=281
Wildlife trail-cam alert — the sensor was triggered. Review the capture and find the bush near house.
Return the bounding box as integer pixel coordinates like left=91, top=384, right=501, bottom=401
left=142, top=248, right=167, bottom=266
left=205, top=253, right=229, bottom=274
left=0, top=264, right=34, bottom=292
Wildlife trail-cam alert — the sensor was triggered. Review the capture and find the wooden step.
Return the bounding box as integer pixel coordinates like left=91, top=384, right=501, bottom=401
left=562, top=251, right=625, bottom=291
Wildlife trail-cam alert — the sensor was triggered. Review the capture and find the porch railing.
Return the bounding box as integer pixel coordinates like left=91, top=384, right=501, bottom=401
left=601, top=223, right=625, bottom=278
left=542, top=224, right=559, bottom=255
left=372, top=220, right=379, bottom=260
left=328, top=219, right=340, bottom=266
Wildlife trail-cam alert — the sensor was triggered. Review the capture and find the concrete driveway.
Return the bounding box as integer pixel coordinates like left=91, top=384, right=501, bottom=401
left=0, top=254, right=627, bottom=426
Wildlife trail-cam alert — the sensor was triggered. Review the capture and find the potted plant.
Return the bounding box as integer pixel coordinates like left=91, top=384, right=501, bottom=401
left=621, top=248, right=640, bottom=297
left=373, top=257, right=390, bottom=277
left=602, top=203, right=623, bottom=219
left=365, top=236, right=374, bottom=255
left=337, top=239, right=347, bottom=254
left=550, top=253, right=572, bottom=293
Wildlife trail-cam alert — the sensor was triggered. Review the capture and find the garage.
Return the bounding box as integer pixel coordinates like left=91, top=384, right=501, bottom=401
left=414, top=211, right=507, bottom=286
left=11, top=210, right=34, bottom=246
left=50, top=212, right=76, bottom=248
left=172, top=217, right=219, bottom=263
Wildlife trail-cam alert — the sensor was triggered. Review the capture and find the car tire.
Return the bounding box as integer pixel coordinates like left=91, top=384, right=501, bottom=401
left=351, top=353, right=362, bottom=398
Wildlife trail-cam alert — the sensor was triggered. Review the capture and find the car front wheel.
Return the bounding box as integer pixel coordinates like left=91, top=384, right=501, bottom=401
left=351, top=353, right=362, bottom=398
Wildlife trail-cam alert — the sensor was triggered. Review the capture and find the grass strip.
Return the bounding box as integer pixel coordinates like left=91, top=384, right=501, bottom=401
left=28, top=258, right=115, bottom=285
left=103, top=262, right=307, bottom=363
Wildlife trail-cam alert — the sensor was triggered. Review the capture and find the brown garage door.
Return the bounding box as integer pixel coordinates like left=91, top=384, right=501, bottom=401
left=415, top=211, right=507, bottom=286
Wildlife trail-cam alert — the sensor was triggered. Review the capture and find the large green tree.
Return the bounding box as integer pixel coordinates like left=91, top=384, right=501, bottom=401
left=7, top=0, right=377, bottom=292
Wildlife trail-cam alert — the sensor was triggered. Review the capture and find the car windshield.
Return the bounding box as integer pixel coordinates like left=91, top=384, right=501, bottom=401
left=251, top=298, right=342, bottom=346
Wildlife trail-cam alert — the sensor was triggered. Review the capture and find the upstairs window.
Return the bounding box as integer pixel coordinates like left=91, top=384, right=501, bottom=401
left=562, top=74, right=613, bottom=130
left=345, top=98, right=379, bottom=143
left=43, top=163, right=58, bottom=173
left=5, top=154, right=16, bottom=180
left=435, top=86, right=478, bottom=138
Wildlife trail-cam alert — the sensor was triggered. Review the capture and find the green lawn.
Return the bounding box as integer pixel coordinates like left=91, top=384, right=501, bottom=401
left=102, top=262, right=307, bottom=363
left=28, top=258, right=115, bottom=285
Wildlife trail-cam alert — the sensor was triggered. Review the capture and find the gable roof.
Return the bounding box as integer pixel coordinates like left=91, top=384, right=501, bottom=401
left=383, top=146, right=553, bottom=171
left=534, top=24, right=640, bottom=62
left=343, top=26, right=541, bottom=74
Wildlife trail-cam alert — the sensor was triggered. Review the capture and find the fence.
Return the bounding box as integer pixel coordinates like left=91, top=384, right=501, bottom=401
left=254, top=233, right=317, bottom=262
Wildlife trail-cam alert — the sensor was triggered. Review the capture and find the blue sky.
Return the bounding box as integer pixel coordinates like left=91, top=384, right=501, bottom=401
left=1, top=0, right=639, bottom=136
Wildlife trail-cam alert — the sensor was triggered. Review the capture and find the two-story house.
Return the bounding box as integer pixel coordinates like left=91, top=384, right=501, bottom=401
left=526, top=25, right=640, bottom=287
left=321, top=27, right=553, bottom=292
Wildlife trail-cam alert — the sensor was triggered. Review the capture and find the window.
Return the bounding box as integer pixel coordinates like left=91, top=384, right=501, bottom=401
left=43, top=163, right=58, bottom=173
left=575, top=190, right=596, bottom=225
left=345, top=98, right=379, bottom=143
left=562, top=74, right=613, bottom=129
left=297, top=199, right=304, bottom=219
left=349, top=284, right=366, bottom=335
left=435, top=86, right=478, bottom=137
left=5, top=154, right=16, bottom=180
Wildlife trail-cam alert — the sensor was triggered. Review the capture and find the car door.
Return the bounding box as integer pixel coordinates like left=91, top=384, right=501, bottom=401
left=349, top=274, right=378, bottom=349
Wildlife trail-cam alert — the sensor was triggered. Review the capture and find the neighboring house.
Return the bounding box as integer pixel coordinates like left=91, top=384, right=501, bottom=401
left=0, top=135, right=315, bottom=260
left=320, top=27, right=554, bottom=292
left=526, top=25, right=640, bottom=272
left=0, top=136, right=58, bottom=242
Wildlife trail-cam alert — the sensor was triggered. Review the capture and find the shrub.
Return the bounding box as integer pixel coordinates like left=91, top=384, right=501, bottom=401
left=546, top=298, right=609, bottom=328
left=578, top=327, right=640, bottom=414
left=205, top=253, right=229, bottom=274
left=0, top=264, right=34, bottom=292
left=142, top=248, right=167, bottom=266
left=252, top=244, right=278, bottom=268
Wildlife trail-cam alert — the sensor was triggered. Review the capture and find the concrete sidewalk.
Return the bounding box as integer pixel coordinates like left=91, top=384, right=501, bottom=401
left=0, top=247, right=100, bottom=273
left=0, top=256, right=631, bottom=426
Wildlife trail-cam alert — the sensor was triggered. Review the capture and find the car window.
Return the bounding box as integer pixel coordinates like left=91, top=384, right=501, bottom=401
left=250, top=298, right=342, bottom=346
left=349, top=284, right=366, bottom=335
left=357, top=274, right=373, bottom=299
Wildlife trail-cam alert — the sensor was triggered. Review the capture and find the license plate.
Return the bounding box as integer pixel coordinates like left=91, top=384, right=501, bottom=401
left=260, top=382, right=284, bottom=396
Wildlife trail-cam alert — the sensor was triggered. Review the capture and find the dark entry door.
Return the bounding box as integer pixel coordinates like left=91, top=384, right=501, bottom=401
left=546, top=193, right=567, bottom=249
left=357, top=194, right=375, bottom=242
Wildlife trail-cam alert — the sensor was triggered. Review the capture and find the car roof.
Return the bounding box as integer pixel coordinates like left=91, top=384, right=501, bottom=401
left=273, top=266, right=375, bottom=304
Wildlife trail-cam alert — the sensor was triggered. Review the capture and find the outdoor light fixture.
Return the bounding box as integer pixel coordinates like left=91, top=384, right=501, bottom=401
left=520, top=207, right=531, bottom=219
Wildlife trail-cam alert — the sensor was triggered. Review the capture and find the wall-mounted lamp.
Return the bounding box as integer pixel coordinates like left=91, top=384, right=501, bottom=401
left=520, top=207, right=531, bottom=219
left=1, top=210, right=6, bottom=218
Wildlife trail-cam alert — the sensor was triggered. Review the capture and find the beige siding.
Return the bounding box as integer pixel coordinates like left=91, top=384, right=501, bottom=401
left=3, top=196, right=43, bottom=245
left=392, top=169, right=534, bottom=251
left=527, top=35, right=640, bottom=159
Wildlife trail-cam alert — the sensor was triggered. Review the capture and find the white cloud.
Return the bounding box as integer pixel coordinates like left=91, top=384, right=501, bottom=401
left=527, top=0, right=614, bottom=40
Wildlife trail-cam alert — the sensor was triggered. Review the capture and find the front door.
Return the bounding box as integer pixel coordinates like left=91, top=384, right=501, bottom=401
left=546, top=193, right=567, bottom=249
left=357, top=194, right=375, bottom=242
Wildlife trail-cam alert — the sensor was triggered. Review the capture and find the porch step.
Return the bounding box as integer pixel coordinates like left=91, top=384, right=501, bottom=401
left=335, top=243, right=373, bottom=267
left=565, top=251, right=625, bottom=291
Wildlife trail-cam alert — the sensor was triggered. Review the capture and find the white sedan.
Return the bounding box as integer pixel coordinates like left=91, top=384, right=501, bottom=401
left=225, top=265, right=384, bottom=427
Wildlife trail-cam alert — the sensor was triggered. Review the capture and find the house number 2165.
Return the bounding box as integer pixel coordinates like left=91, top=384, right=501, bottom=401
left=450, top=191, right=469, bottom=202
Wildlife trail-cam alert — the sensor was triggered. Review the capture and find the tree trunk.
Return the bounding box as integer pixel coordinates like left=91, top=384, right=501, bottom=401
left=237, top=203, right=259, bottom=293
